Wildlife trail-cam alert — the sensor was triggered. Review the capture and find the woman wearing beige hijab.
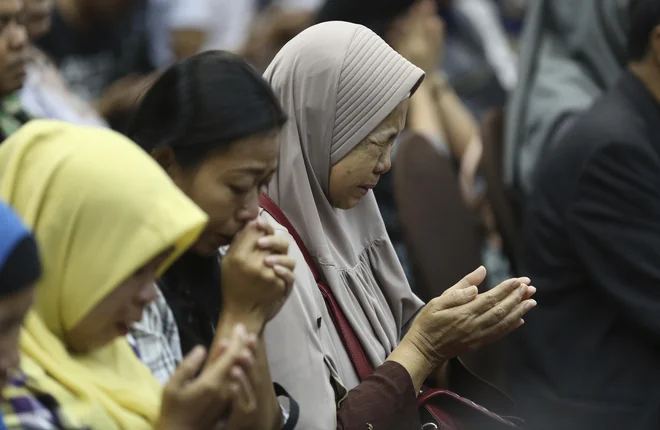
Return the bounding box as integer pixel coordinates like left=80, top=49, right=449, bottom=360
left=261, top=21, right=537, bottom=429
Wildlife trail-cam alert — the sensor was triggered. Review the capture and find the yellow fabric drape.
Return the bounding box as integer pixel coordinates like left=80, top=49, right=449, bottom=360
left=0, top=120, right=208, bottom=429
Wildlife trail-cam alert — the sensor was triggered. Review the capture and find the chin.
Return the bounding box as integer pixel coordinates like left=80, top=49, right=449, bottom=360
left=336, top=197, right=362, bottom=210
left=192, top=236, right=229, bottom=256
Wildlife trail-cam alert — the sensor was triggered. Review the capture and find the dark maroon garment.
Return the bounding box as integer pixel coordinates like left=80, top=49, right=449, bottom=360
left=336, top=361, right=420, bottom=430
left=335, top=358, right=516, bottom=430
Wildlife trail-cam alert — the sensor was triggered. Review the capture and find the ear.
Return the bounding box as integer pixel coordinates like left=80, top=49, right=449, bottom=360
left=151, top=147, right=185, bottom=184
left=652, top=25, right=660, bottom=66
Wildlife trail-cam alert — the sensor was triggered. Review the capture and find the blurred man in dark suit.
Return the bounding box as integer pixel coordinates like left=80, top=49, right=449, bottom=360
left=507, top=1, right=660, bottom=429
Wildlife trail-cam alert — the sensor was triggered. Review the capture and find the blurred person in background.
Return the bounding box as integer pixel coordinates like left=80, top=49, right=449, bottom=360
left=20, top=0, right=107, bottom=126
left=0, top=0, right=30, bottom=141
left=504, top=0, right=629, bottom=204
left=144, top=0, right=320, bottom=73
left=506, top=1, right=660, bottom=428
left=34, top=0, right=155, bottom=127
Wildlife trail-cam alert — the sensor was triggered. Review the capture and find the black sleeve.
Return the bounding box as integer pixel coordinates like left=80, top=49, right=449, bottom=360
left=567, top=143, right=660, bottom=338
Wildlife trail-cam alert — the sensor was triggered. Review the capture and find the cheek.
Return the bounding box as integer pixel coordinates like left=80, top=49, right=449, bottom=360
left=0, top=326, right=20, bottom=360
left=189, top=177, right=238, bottom=228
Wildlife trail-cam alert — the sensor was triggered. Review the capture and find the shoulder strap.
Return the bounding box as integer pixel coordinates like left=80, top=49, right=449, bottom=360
left=259, top=193, right=373, bottom=381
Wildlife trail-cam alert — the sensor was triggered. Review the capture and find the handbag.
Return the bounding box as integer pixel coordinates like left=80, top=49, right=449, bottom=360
left=259, top=193, right=521, bottom=430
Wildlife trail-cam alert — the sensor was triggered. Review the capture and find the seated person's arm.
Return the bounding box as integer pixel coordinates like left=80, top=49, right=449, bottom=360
left=568, top=143, right=660, bottom=337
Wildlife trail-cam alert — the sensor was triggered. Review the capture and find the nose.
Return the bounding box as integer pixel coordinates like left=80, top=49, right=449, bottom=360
left=374, top=147, right=393, bottom=175
left=136, top=283, right=158, bottom=306
left=8, top=21, right=28, bottom=50
left=235, top=191, right=260, bottom=223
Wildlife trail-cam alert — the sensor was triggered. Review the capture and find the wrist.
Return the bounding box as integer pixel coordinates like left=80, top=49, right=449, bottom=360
left=218, top=307, right=266, bottom=336
left=387, top=335, right=436, bottom=393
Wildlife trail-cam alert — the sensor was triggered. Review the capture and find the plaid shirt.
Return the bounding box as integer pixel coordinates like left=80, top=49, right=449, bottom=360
left=0, top=371, right=90, bottom=429
left=129, top=286, right=182, bottom=385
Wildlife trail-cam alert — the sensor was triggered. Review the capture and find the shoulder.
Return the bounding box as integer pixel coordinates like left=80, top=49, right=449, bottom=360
left=258, top=210, right=320, bottom=294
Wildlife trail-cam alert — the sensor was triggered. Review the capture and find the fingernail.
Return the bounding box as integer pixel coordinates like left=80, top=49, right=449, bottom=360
left=525, top=299, right=537, bottom=311
left=264, top=255, right=276, bottom=265
left=528, top=286, right=537, bottom=295
left=257, top=237, right=269, bottom=246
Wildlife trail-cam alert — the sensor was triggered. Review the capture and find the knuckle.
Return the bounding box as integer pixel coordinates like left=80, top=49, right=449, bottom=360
left=430, top=296, right=445, bottom=308
left=485, top=293, right=499, bottom=308
left=492, top=305, right=507, bottom=321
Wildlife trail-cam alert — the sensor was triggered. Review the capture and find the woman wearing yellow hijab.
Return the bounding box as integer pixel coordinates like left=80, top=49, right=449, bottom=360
left=0, top=120, right=258, bottom=429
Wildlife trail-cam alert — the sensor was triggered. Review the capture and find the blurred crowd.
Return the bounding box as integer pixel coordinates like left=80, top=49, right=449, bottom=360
left=0, top=0, right=659, bottom=429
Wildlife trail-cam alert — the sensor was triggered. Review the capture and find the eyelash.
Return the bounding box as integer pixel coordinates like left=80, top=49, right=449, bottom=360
left=230, top=185, right=251, bottom=196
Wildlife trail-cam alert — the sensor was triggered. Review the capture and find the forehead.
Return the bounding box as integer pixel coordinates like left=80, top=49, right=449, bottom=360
left=0, top=0, right=22, bottom=15
left=204, top=130, right=281, bottom=170
left=367, top=99, right=409, bottom=139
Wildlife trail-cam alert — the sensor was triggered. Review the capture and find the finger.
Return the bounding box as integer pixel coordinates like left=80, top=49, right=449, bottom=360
left=264, top=255, right=296, bottom=270
left=255, top=218, right=275, bottom=235
left=480, top=299, right=538, bottom=344
left=273, top=265, right=295, bottom=288
left=257, top=235, right=290, bottom=254
left=523, top=285, right=537, bottom=301
left=204, top=324, right=249, bottom=382
left=454, top=266, right=487, bottom=290
left=517, top=277, right=531, bottom=286
left=432, top=285, right=478, bottom=310
left=232, top=347, right=255, bottom=371
left=469, top=278, right=521, bottom=314
left=229, top=365, right=255, bottom=409
left=208, top=339, right=229, bottom=363
left=245, top=333, right=258, bottom=354
left=475, top=283, right=529, bottom=327
left=229, top=223, right=265, bottom=254
left=168, top=345, right=207, bottom=387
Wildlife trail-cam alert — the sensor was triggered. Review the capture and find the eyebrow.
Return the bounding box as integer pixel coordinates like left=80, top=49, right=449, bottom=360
left=231, top=166, right=276, bottom=175
left=371, top=127, right=401, bottom=143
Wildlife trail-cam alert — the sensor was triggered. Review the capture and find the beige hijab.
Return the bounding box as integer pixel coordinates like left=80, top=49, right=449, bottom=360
left=262, top=21, right=425, bottom=423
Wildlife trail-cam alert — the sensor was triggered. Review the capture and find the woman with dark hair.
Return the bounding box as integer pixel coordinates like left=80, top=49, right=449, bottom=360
left=127, top=50, right=298, bottom=429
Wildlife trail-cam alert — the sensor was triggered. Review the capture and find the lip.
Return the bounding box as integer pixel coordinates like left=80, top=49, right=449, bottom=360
left=357, top=184, right=377, bottom=195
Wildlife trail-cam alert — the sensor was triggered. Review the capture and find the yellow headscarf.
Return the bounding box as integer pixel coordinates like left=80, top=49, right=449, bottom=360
left=0, top=120, right=208, bottom=429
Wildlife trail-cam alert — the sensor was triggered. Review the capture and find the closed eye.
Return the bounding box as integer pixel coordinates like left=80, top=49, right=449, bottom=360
left=230, top=185, right=250, bottom=196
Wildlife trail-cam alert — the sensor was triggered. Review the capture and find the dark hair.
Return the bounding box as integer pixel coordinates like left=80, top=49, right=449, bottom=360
left=628, top=0, right=660, bottom=61
left=127, top=51, right=287, bottom=354
left=127, top=50, right=287, bottom=168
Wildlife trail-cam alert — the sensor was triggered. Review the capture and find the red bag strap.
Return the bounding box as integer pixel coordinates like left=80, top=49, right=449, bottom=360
left=259, top=193, right=373, bottom=381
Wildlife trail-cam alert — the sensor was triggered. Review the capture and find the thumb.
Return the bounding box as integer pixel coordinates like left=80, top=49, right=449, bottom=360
left=168, top=345, right=207, bottom=388
left=455, top=266, right=487, bottom=289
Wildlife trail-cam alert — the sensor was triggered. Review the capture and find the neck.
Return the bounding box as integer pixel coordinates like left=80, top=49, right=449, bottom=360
left=56, top=0, right=88, bottom=29
left=630, top=62, right=660, bottom=104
